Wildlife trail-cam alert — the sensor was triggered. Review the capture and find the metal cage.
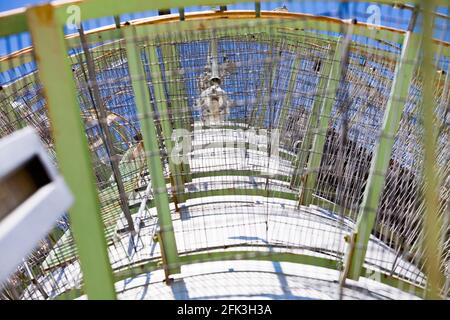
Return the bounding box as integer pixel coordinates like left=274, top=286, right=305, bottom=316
left=0, top=0, right=449, bottom=300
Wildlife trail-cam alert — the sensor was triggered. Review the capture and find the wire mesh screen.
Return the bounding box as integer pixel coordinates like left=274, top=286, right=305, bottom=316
left=368, top=54, right=450, bottom=288
left=0, top=0, right=449, bottom=300
left=0, top=44, right=82, bottom=299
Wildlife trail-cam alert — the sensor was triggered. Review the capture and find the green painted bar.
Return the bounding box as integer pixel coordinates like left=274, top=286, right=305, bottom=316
left=291, top=41, right=337, bottom=189
left=0, top=7, right=27, bottom=37
left=50, top=0, right=445, bottom=27
left=123, top=26, right=180, bottom=275
left=299, top=38, right=343, bottom=205
left=255, top=2, right=261, bottom=18
left=419, top=0, right=444, bottom=300
left=54, top=249, right=426, bottom=300
left=160, top=42, right=192, bottom=183
left=129, top=187, right=299, bottom=214
left=179, top=250, right=340, bottom=269
left=0, top=0, right=442, bottom=38
left=191, top=169, right=291, bottom=182
left=146, top=44, right=186, bottom=203
left=60, top=15, right=412, bottom=63
left=26, top=4, right=116, bottom=300
left=360, top=268, right=426, bottom=298
left=131, top=169, right=294, bottom=196
left=343, top=31, right=420, bottom=281
left=186, top=188, right=297, bottom=201
left=2, top=0, right=448, bottom=301
left=54, top=0, right=242, bottom=26
left=55, top=8, right=418, bottom=46
left=9, top=10, right=450, bottom=73
left=0, top=26, right=408, bottom=77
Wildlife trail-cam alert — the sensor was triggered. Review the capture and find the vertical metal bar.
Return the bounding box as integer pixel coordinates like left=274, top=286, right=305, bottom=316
left=178, top=8, right=185, bottom=21
left=299, top=39, right=344, bottom=205
left=124, top=27, right=180, bottom=275
left=147, top=44, right=186, bottom=204
left=113, top=15, right=121, bottom=28
left=78, top=27, right=135, bottom=232
left=419, top=0, right=444, bottom=299
left=210, top=37, right=220, bottom=82
left=342, top=25, right=420, bottom=282
left=23, top=260, right=48, bottom=299
left=255, top=2, right=261, bottom=18
left=26, top=4, right=116, bottom=299
left=290, top=42, right=335, bottom=189
left=157, top=231, right=171, bottom=283
left=160, top=43, right=192, bottom=183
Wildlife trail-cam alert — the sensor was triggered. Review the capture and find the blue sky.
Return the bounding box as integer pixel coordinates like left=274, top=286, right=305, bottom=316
left=0, top=1, right=446, bottom=171
left=0, top=1, right=448, bottom=56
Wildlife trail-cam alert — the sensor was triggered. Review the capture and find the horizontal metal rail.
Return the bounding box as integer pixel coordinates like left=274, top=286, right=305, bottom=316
left=53, top=248, right=428, bottom=300
left=1, top=0, right=449, bottom=37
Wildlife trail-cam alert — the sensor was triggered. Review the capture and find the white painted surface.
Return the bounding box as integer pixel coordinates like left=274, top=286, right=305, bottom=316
left=0, top=128, right=73, bottom=284
left=19, top=127, right=425, bottom=299
left=115, top=260, right=420, bottom=300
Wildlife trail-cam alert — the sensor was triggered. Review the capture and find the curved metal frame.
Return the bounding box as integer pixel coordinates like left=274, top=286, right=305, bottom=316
left=0, top=0, right=448, bottom=300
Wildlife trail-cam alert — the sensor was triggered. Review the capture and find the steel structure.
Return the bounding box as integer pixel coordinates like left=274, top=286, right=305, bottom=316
left=0, top=0, right=449, bottom=300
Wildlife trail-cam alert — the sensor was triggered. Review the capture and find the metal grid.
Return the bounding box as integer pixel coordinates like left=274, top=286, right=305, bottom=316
left=0, top=1, right=448, bottom=300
